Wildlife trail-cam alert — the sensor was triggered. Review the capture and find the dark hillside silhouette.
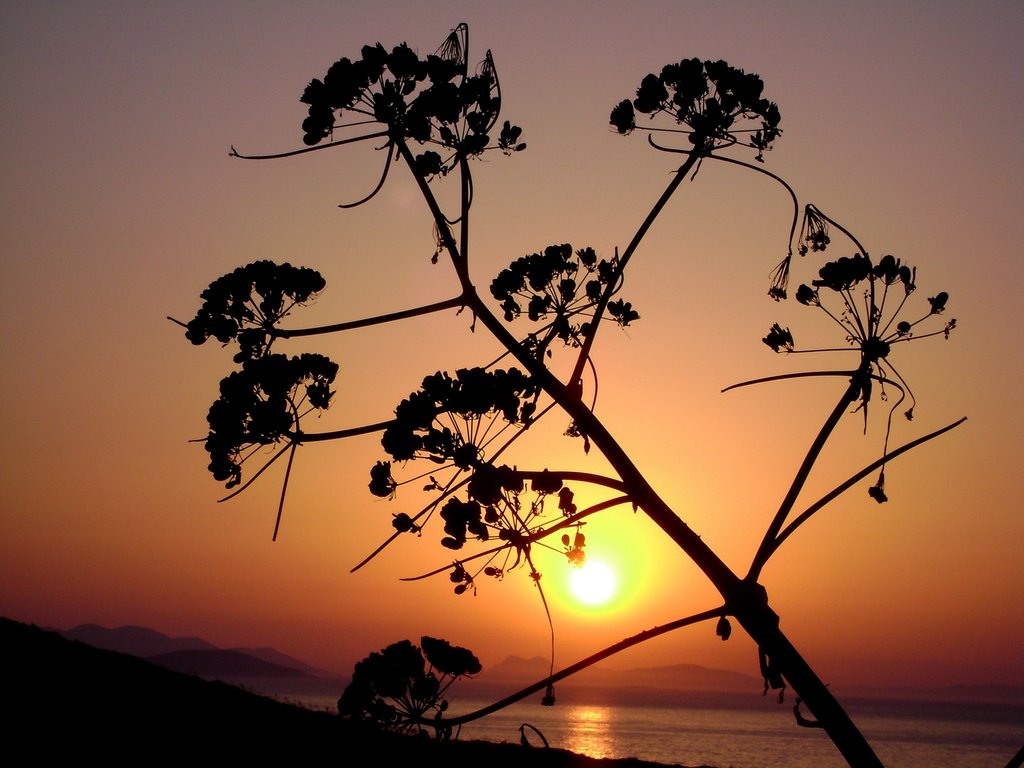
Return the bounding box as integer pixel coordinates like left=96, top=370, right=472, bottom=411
left=3, top=617, right=693, bottom=767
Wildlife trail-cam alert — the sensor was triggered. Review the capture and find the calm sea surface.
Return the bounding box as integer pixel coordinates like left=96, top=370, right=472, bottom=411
left=293, top=689, right=1023, bottom=767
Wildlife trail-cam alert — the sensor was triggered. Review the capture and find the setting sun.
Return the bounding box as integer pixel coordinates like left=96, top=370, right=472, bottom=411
left=569, top=560, right=617, bottom=606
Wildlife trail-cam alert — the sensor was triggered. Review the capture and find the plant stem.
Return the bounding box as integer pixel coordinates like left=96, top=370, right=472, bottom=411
left=273, top=295, right=467, bottom=338
left=470, top=288, right=884, bottom=765
left=747, top=373, right=862, bottom=581
left=398, top=142, right=883, bottom=767
left=769, top=416, right=967, bottom=558
left=568, top=150, right=702, bottom=391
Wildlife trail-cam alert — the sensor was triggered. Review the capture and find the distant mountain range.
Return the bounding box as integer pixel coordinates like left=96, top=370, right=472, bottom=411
left=55, top=623, right=759, bottom=695
left=52, top=622, right=1024, bottom=706
left=52, top=623, right=350, bottom=705
left=58, top=623, right=338, bottom=680
left=53, top=622, right=355, bottom=704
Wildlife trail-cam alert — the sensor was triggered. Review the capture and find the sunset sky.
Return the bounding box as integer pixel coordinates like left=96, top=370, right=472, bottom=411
left=3, top=1, right=1023, bottom=693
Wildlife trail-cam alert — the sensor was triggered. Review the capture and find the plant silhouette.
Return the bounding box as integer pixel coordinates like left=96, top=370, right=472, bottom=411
left=337, top=636, right=481, bottom=739
left=173, top=23, right=964, bottom=766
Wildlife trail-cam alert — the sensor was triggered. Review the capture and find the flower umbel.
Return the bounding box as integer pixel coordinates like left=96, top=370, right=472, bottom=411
left=490, top=243, right=637, bottom=357
left=764, top=206, right=957, bottom=501
left=298, top=23, right=524, bottom=176
left=610, top=58, right=781, bottom=160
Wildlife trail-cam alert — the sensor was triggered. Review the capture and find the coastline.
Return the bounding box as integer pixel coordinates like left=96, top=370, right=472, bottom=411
left=3, top=618, right=702, bottom=767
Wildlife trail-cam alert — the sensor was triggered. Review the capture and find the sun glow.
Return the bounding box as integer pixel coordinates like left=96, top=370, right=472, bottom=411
left=569, top=560, right=617, bottom=606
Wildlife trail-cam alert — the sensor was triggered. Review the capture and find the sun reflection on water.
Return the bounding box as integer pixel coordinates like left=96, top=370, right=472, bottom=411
left=562, top=704, right=616, bottom=759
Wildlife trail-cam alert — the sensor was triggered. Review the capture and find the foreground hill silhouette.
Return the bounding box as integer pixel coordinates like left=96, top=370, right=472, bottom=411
left=4, top=618, right=703, bottom=766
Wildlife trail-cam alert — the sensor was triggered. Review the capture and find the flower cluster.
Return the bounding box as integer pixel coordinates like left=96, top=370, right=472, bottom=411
left=204, top=353, right=338, bottom=488
left=610, top=58, right=781, bottom=160
left=373, top=448, right=583, bottom=595
left=490, top=243, right=638, bottom=354
left=183, top=261, right=325, bottom=363
left=762, top=323, right=794, bottom=353
left=378, top=367, right=537, bottom=469
left=298, top=23, right=525, bottom=176
left=337, top=636, right=481, bottom=735
left=438, top=469, right=581, bottom=595
left=798, top=206, right=832, bottom=255
left=763, top=206, right=957, bottom=501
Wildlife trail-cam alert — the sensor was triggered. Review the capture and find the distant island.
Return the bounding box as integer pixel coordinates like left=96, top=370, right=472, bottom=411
left=50, top=620, right=1023, bottom=708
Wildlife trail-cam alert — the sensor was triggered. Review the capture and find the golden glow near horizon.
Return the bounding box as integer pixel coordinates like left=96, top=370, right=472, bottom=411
left=1, top=2, right=1023, bottom=691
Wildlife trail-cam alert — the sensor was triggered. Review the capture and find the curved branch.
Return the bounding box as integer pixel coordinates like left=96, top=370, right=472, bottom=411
left=273, top=295, right=467, bottom=339
left=289, top=420, right=394, bottom=443
left=701, top=152, right=800, bottom=273
left=765, top=417, right=967, bottom=560
left=807, top=204, right=870, bottom=261
left=523, top=549, right=557, bottom=687
left=723, top=368, right=905, bottom=395
left=519, top=723, right=549, bottom=748
left=747, top=374, right=863, bottom=581
left=723, top=370, right=858, bottom=394
left=338, top=142, right=395, bottom=208
left=647, top=137, right=800, bottom=262
left=427, top=606, right=724, bottom=727
left=585, top=351, right=600, bottom=411
left=229, top=130, right=390, bottom=160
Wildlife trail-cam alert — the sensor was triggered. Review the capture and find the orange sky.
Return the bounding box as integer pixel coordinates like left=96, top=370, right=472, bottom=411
left=2, top=1, right=1023, bottom=691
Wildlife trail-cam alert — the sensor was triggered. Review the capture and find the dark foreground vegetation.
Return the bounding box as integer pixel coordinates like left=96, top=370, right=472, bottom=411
left=3, top=618, right=700, bottom=766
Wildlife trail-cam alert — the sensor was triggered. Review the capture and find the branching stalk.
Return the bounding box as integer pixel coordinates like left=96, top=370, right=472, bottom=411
left=747, top=372, right=863, bottom=580
left=568, top=150, right=704, bottom=393
left=768, top=417, right=967, bottom=558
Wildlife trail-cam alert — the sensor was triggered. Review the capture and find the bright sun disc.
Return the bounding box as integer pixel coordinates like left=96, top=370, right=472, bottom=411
left=570, top=560, right=616, bottom=605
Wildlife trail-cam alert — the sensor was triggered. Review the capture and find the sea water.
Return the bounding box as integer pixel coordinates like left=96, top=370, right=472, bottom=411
left=292, top=690, right=1023, bottom=767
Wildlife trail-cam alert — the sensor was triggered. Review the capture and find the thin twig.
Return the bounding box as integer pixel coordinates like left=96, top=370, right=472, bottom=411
left=272, top=442, right=298, bottom=541
left=274, top=295, right=467, bottom=338
left=229, top=130, right=389, bottom=160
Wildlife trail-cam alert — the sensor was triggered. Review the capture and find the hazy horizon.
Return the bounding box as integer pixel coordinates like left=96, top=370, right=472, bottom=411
left=41, top=617, right=1024, bottom=701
